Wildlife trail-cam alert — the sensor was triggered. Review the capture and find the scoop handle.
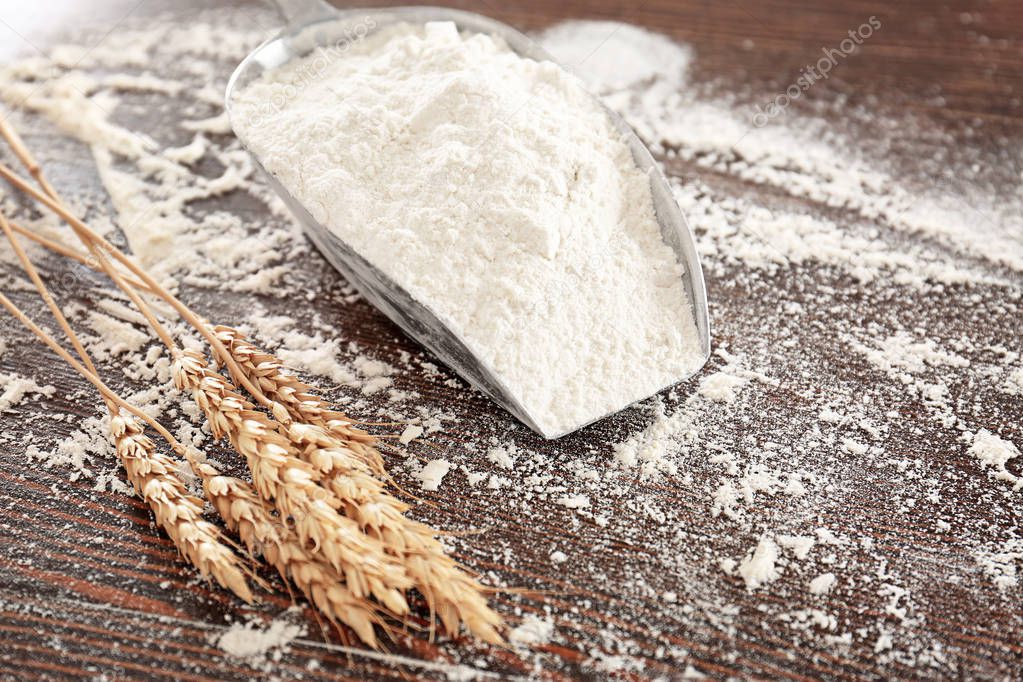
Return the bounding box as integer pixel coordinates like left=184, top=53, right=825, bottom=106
left=272, top=0, right=335, bottom=25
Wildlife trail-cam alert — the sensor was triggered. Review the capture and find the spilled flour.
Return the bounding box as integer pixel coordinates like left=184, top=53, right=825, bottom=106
left=0, top=371, right=55, bottom=412
left=215, top=616, right=305, bottom=669
left=0, top=7, right=1020, bottom=680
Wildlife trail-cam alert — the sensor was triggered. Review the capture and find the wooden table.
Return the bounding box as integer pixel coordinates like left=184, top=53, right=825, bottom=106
left=0, top=0, right=1021, bottom=679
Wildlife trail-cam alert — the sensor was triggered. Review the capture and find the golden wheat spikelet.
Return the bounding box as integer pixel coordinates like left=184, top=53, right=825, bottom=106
left=110, top=414, right=255, bottom=603
left=212, top=325, right=384, bottom=474
left=206, top=329, right=503, bottom=643
left=287, top=421, right=503, bottom=644
left=190, top=456, right=385, bottom=647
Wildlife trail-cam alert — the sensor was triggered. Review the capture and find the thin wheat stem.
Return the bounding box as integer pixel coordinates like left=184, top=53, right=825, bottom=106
left=0, top=160, right=273, bottom=408
left=7, top=219, right=152, bottom=292
left=0, top=291, right=181, bottom=444
left=0, top=130, right=155, bottom=362
left=0, top=117, right=57, bottom=198
left=0, top=212, right=99, bottom=376
left=0, top=133, right=177, bottom=352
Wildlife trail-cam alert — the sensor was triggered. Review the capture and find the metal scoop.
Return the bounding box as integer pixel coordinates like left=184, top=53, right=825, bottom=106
left=225, top=0, right=711, bottom=439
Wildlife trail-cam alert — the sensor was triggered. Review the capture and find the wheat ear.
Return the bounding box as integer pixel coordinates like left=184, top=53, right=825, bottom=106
left=288, top=422, right=503, bottom=644
left=172, top=349, right=413, bottom=616
left=212, top=325, right=384, bottom=474
left=0, top=210, right=257, bottom=605
left=186, top=456, right=385, bottom=648
left=110, top=415, right=255, bottom=602
left=211, top=326, right=502, bottom=642
left=211, top=326, right=502, bottom=641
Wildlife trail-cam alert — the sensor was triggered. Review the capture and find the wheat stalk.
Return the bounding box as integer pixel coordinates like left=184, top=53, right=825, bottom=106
left=0, top=294, right=259, bottom=605
left=0, top=160, right=281, bottom=409
left=0, top=274, right=385, bottom=644
left=173, top=349, right=413, bottom=616
left=0, top=202, right=263, bottom=605
left=0, top=117, right=57, bottom=198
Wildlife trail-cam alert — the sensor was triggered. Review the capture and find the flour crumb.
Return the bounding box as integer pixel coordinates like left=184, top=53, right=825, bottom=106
left=509, top=614, right=555, bottom=647
left=815, top=527, right=845, bottom=546
left=486, top=442, right=518, bottom=469
left=738, top=536, right=781, bottom=590
left=0, top=372, right=55, bottom=412
left=416, top=459, right=452, bottom=492
left=974, top=539, right=1023, bottom=590
left=809, top=573, right=837, bottom=595
left=398, top=424, right=424, bottom=445
left=969, top=429, right=1021, bottom=489
left=216, top=617, right=304, bottom=667
left=683, top=664, right=708, bottom=679
left=556, top=494, right=590, bottom=509
left=698, top=371, right=749, bottom=403
left=611, top=398, right=692, bottom=477
left=777, top=534, right=816, bottom=561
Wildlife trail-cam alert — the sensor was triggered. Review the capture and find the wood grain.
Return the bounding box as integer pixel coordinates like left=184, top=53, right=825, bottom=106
left=0, top=0, right=1021, bottom=680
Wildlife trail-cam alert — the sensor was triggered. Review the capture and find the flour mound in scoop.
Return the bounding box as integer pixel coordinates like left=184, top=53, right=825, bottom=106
left=231, top=21, right=703, bottom=436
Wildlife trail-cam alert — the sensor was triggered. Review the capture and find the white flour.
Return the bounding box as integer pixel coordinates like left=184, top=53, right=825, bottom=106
left=216, top=616, right=304, bottom=669
left=969, top=430, right=1022, bottom=490
left=737, top=535, right=781, bottom=590
left=231, top=21, right=703, bottom=437
left=415, top=458, right=453, bottom=491
left=0, top=371, right=55, bottom=412
left=509, top=614, right=555, bottom=647
left=809, top=572, right=837, bottom=595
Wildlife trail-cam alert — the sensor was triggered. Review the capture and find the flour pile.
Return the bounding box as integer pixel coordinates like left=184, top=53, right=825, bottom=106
left=231, top=21, right=703, bottom=437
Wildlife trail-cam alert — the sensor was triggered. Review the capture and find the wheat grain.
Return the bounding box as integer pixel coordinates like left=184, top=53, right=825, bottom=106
left=172, top=349, right=413, bottom=616
left=110, top=414, right=255, bottom=603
